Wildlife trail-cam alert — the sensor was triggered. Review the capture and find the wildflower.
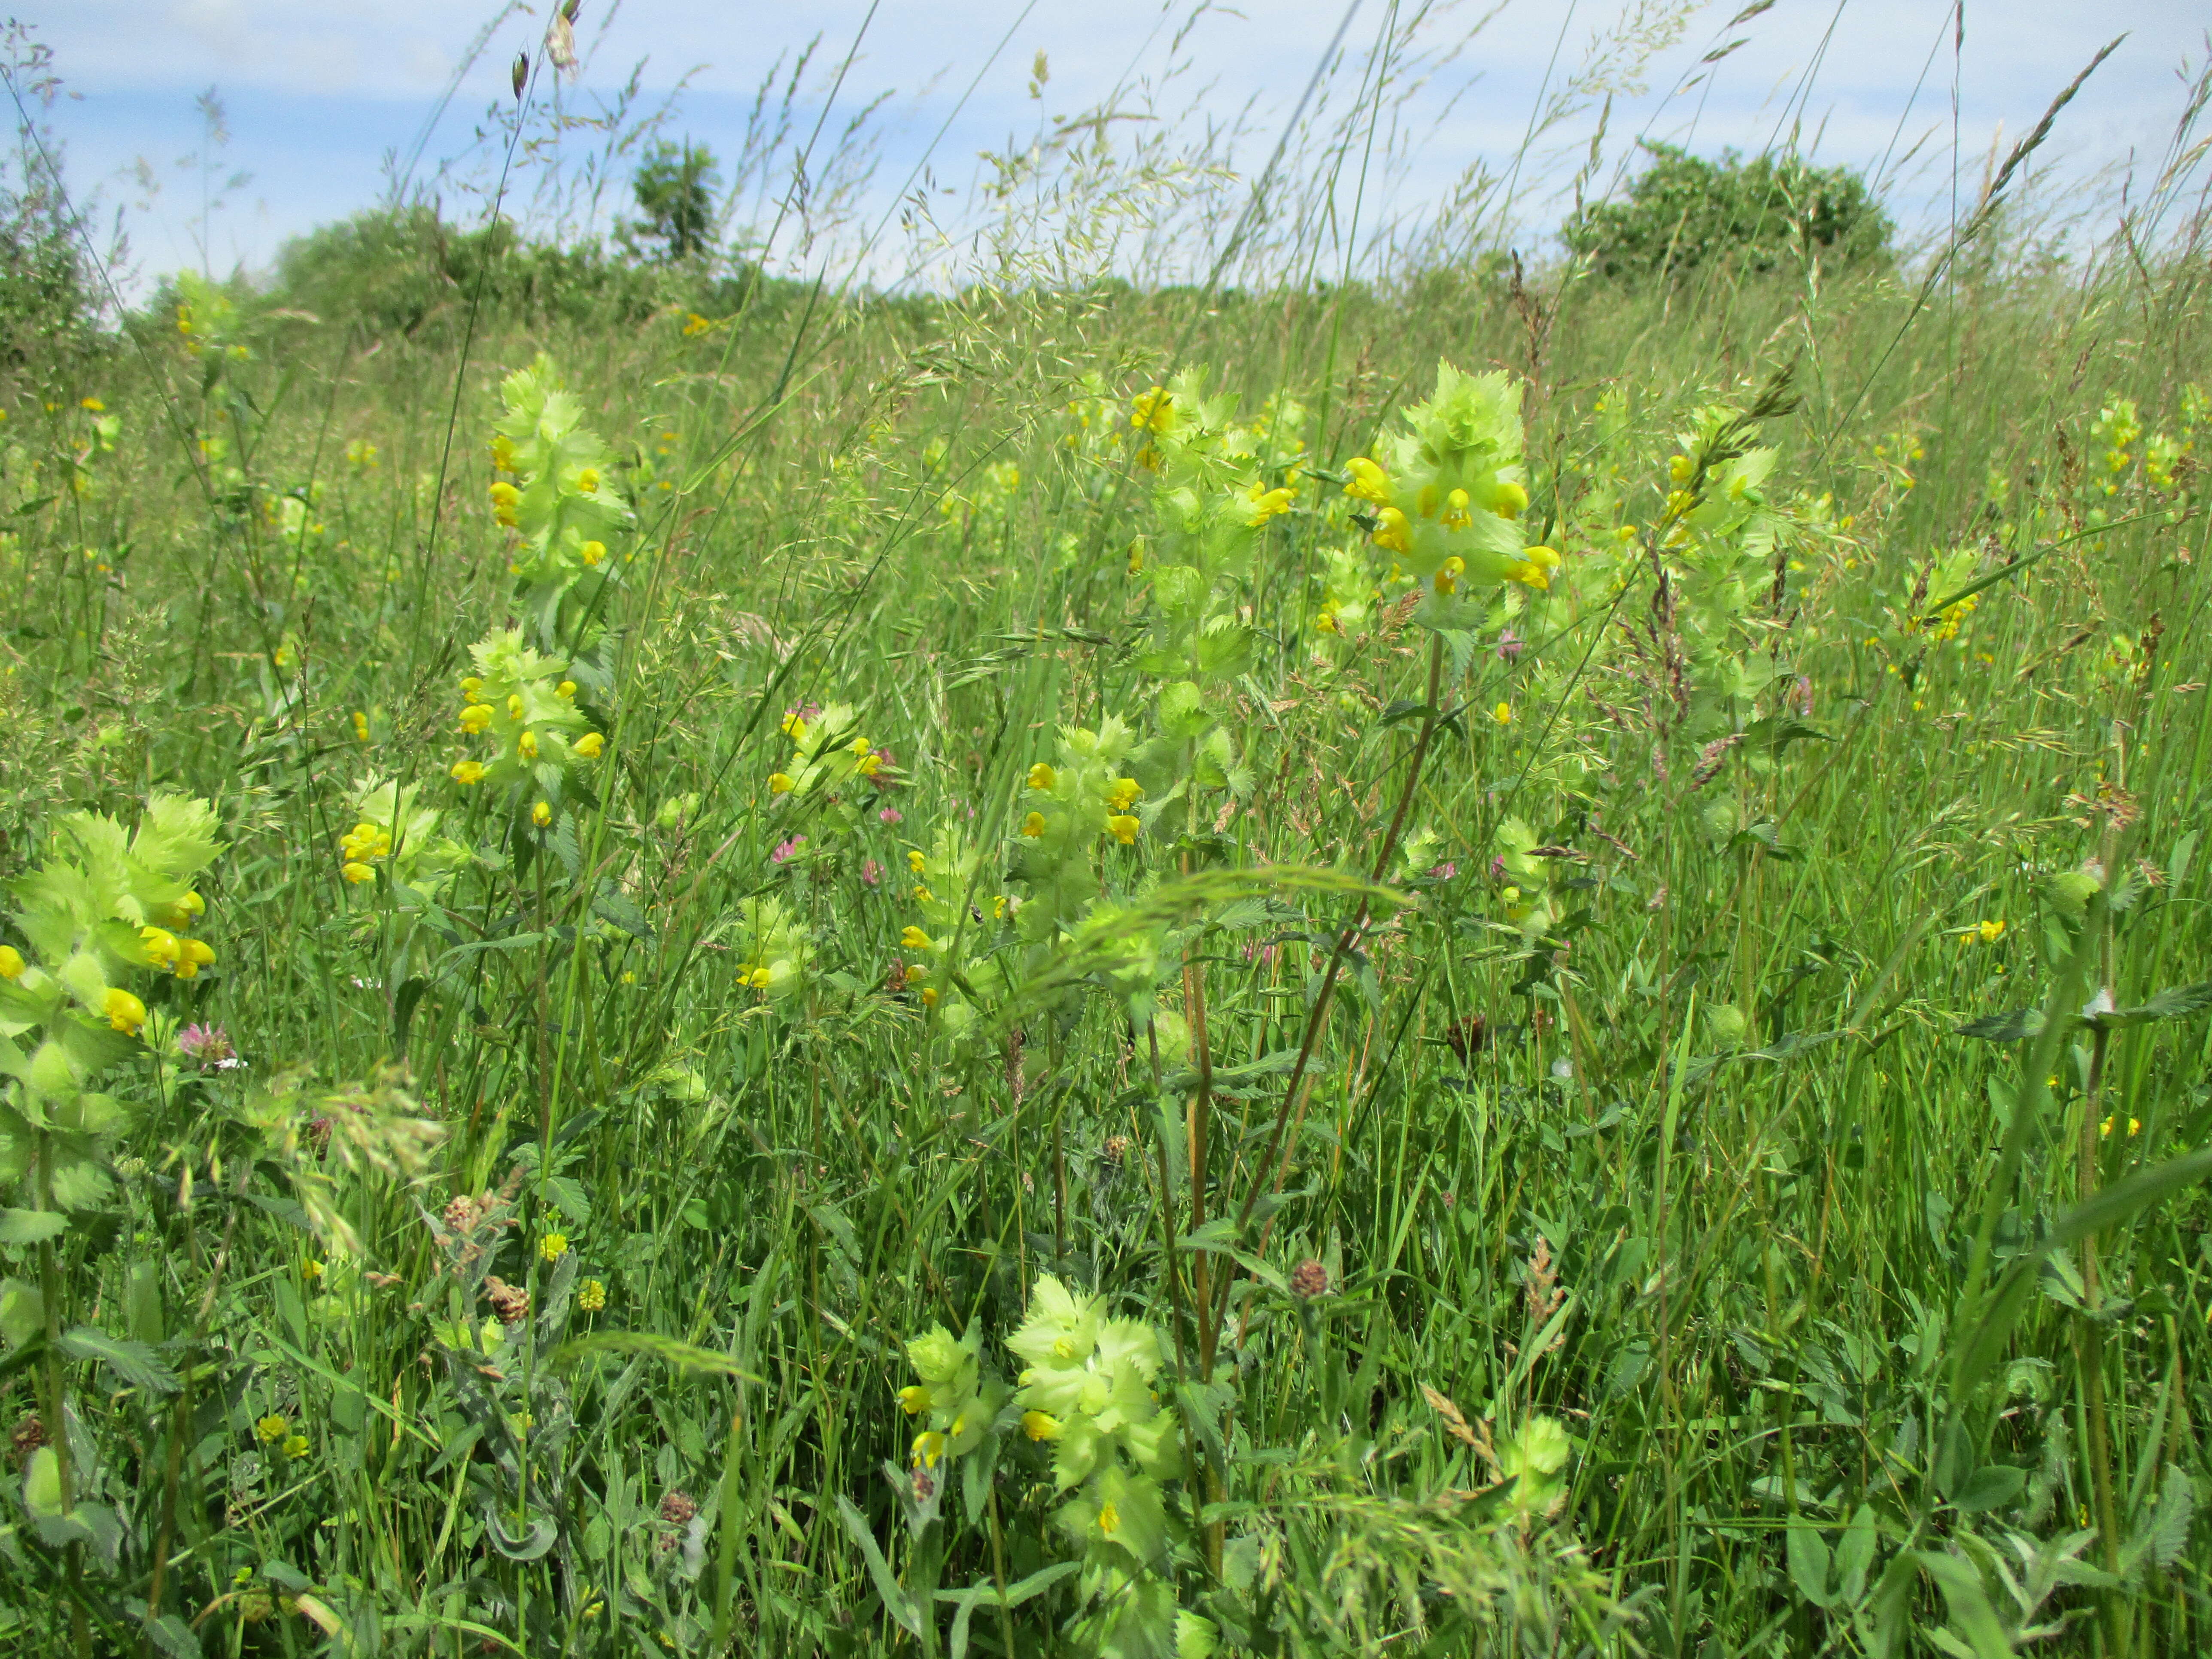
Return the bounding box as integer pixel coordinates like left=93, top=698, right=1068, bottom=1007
left=1106, top=814, right=1140, bottom=845
left=912, top=1430, right=947, bottom=1468
left=1316, top=603, right=1342, bottom=634
left=907, top=851, right=928, bottom=875
left=901, top=927, right=932, bottom=950
left=766, top=770, right=797, bottom=797
left=451, top=760, right=485, bottom=785
left=912, top=885, right=934, bottom=903
left=573, top=732, right=605, bottom=759
left=176, top=1023, right=239, bottom=1071
left=341, top=862, right=375, bottom=884
left=556, top=680, right=577, bottom=700
left=460, top=704, right=494, bottom=734
left=532, top=801, right=553, bottom=827
left=1373, top=507, right=1413, bottom=554
left=575, top=467, right=600, bottom=495
left=1344, top=456, right=1392, bottom=504
left=1493, top=480, right=1528, bottom=518
left=772, top=836, right=805, bottom=865
left=577, top=1279, right=606, bottom=1312
left=140, top=926, right=182, bottom=969
left=1505, top=545, right=1562, bottom=589
left=255, top=1414, right=289, bottom=1444
left=1243, top=480, right=1297, bottom=526
left=488, top=482, right=521, bottom=525
left=539, top=1233, right=569, bottom=1262
left=517, top=731, right=539, bottom=759
left=176, top=940, right=215, bottom=978
left=81, top=396, right=105, bottom=411
left=103, top=988, right=147, bottom=1035
left=860, top=859, right=882, bottom=887
left=898, top=1386, right=931, bottom=1415
left=1106, top=777, right=1142, bottom=814
left=0, top=947, right=20, bottom=980
left=879, top=807, right=903, bottom=825
left=1434, top=556, right=1465, bottom=596
left=1098, top=1502, right=1120, bottom=1535
left=351, top=711, right=370, bottom=743
left=2100, top=1115, right=2142, bottom=1138
left=920, top=988, right=940, bottom=1007
left=1289, top=1259, right=1331, bottom=1298
left=1130, top=387, right=1175, bottom=434
left=1492, top=702, right=1513, bottom=725
left=1497, top=627, right=1525, bottom=661
left=1968, top=919, right=2005, bottom=945
left=1027, top=762, right=1057, bottom=790
left=580, top=540, right=606, bottom=566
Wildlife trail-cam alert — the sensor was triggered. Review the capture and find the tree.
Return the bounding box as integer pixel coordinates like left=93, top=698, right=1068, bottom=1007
left=1562, top=144, right=1892, bottom=280
left=626, top=141, right=720, bottom=263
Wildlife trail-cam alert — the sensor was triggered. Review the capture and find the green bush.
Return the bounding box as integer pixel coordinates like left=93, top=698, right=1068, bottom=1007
left=1562, top=143, right=1892, bottom=280
left=0, top=177, right=94, bottom=371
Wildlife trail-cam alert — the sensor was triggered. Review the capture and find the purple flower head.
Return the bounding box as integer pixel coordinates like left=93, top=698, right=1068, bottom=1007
left=1790, top=674, right=1814, bottom=716
left=878, top=807, right=903, bottom=825
left=1489, top=854, right=1509, bottom=882
left=1428, top=861, right=1458, bottom=882
left=772, top=835, right=806, bottom=866
left=1495, top=628, right=1525, bottom=662
left=176, top=1023, right=240, bottom=1071
left=860, top=858, right=882, bottom=887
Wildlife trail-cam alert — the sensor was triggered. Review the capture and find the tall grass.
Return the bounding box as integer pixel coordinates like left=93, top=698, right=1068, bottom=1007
left=3, top=8, right=2212, bottom=1656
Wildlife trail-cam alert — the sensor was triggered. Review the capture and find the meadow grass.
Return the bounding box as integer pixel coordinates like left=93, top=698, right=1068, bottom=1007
left=3, top=40, right=2212, bottom=1658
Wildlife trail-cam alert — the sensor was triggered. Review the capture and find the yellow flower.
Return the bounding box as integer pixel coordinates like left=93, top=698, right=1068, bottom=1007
left=576, top=467, right=600, bottom=494
left=1434, top=555, right=1465, bottom=596
left=856, top=751, right=881, bottom=778
left=460, top=704, right=494, bottom=734
left=912, top=1430, right=947, bottom=1468
left=993, top=895, right=1007, bottom=919
left=255, top=1414, right=289, bottom=1444
left=577, top=1279, right=606, bottom=1312
left=506, top=693, right=525, bottom=720
left=103, top=988, right=147, bottom=1034
left=1373, top=507, right=1413, bottom=554
left=451, top=760, right=486, bottom=785
left=488, top=481, right=521, bottom=523
left=901, top=927, right=933, bottom=950
left=1106, top=778, right=1142, bottom=813
left=1021, top=1410, right=1062, bottom=1441
left=284, top=1434, right=310, bottom=1460
left=912, top=885, right=934, bottom=903
left=1243, top=481, right=1297, bottom=526
left=907, top=850, right=928, bottom=874
left=1130, top=387, right=1175, bottom=434
left=532, top=801, right=553, bottom=827
left=341, top=861, right=375, bottom=884
left=1492, top=702, right=1512, bottom=725
left=580, top=539, right=605, bottom=566
left=1440, top=487, right=1473, bottom=529
left=539, top=1232, right=569, bottom=1261
left=1098, top=1501, right=1120, bottom=1535
left=302, top=1259, right=323, bottom=1282
left=1106, top=814, right=1140, bottom=845
left=573, top=732, right=605, bottom=759
left=0, top=945, right=23, bottom=979
left=1973, top=919, right=2005, bottom=945
left=1027, top=763, right=1056, bottom=790
left=2100, top=1115, right=2142, bottom=1138
left=81, top=396, right=105, bottom=411
left=1668, top=453, right=1693, bottom=483
left=769, top=772, right=795, bottom=795
left=1021, top=812, right=1047, bottom=837
left=897, top=1386, right=931, bottom=1416
left=1506, top=545, right=1562, bottom=590
left=176, top=891, right=206, bottom=919
left=1493, top=480, right=1528, bottom=518
left=517, top=730, right=539, bottom=760
left=556, top=680, right=577, bottom=699
left=351, top=711, right=371, bottom=743
left=920, top=988, right=940, bottom=1007
left=1344, top=456, right=1392, bottom=505
left=177, top=939, right=216, bottom=978
left=141, top=927, right=182, bottom=969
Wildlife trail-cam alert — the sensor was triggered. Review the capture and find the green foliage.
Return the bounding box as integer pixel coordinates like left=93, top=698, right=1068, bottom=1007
left=625, top=141, right=720, bottom=264
left=1563, top=142, right=1893, bottom=279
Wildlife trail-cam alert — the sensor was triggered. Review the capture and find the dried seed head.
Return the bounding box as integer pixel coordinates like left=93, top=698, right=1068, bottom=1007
left=10, top=1415, right=46, bottom=1465
left=483, top=1276, right=531, bottom=1326
left=1289, top=1258, right=1330, bottom=1300
left=1101, top=1134, right=1131, bottom=1167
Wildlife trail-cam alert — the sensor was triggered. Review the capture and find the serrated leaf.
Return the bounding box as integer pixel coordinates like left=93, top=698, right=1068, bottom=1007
left=2146, top=1465, right=2195, bottom=1569
left=0, top=1208, right=68, bottom=1244
left=2096, top=980, right=2212, bottom=1029
left=1956, top=1008, right=2044, bottom=1042
left=60, top=1323, right=179, bottom=1393
left=142, top=1612, right=203, bottom=1659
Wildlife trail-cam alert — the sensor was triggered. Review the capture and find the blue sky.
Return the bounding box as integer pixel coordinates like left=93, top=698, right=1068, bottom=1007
left=23, top=0, right=2211, bottom=290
